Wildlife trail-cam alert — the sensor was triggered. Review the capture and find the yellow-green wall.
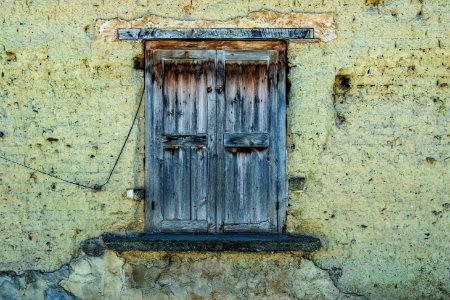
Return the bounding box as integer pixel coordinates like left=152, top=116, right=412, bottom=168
left=0, top=0, right=448, bottom=298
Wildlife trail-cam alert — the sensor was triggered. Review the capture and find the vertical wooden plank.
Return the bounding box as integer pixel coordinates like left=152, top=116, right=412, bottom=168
left=162, top=148, right=190, bottom=220
left=216, top=50, right=225, bottom=232
left=238, top=151, right=250, bottom=223
left=195, top=61, right=208, bottom=133
left=253, top=150, right=270, bottom=223
left=188, top=63, right=196, bottom=133
left=243, top=63, right=255, bottom=132
left=189, top=60, right=211, bottom=223
left=224, top=62, right=237, bottom=133
left=224, top=151, right=237, bottom=225
left=144, top=44, right=154, bottom=233
left=223, top=60, right=238, bottom=226
left=162, top=61, right=175, bottom=135
left=206, top=59, right=217, bottom=232
left=267, top=51, right=278, bottom=233
left=223, top=60, right=239, bottom=226
left=247, top=63, right=266, bottom=224
left=175, top=62, right=185, bottom=133
left=190, top=147, right=207, bottom=220
left=276, top=45, right=287, bottom=233
left=249, top=62, right=270, bottom=227
left=149, top=47, right=165, bottom=232
left=161, top=149, right=174, bottom=220
left=257, top=63, right=269, bottom=132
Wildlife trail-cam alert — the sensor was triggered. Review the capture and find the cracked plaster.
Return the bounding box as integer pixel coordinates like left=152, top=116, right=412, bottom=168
left=95, top=10, right=336, bottom=42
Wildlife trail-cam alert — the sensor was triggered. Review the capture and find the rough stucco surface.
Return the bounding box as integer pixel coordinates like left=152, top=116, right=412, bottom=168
left=0, top=0, right=449, bottom=299
left=60, top=251, right=362, bottom=299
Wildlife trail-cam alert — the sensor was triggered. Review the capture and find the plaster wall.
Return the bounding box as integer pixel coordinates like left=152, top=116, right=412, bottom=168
left=0, top=0, right=449, bottom=298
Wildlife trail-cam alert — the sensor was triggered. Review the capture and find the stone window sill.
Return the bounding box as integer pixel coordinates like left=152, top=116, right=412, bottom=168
left=102, top=233, right=321, bottom=252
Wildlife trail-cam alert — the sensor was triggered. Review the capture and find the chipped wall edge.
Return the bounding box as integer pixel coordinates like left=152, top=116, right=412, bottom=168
left=95, top=9, right=336, bottom=42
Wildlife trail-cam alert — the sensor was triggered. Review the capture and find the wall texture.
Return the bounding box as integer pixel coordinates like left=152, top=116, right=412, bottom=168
left=0, top=0, right=448, bottom=299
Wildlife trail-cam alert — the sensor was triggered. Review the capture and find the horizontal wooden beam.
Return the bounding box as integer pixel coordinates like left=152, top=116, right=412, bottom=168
left=118, top=28, right=314, bottom=40
left=224, top=133, right=269, bottom=148
left=163, top=135, right=207, bottom=148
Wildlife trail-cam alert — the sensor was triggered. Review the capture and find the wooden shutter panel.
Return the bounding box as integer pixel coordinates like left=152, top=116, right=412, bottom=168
left=217, top=50, right=280, bottom=233
left=147, top=49, right=216, bottom=233
left=146, top=41, right=286, bottom=234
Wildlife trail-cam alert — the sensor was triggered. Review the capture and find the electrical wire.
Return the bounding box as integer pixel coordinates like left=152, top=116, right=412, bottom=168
left=0, top=86, right=145, bottom=191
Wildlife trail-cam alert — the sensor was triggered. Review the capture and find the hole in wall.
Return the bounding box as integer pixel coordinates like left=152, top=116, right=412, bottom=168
left=334, top=74, right=351, bottom=94
left=333, top=72, right=352, bottom=126
left=365, top=0, right=384, bottom=7
left=133, top=54, right=145, bottom=70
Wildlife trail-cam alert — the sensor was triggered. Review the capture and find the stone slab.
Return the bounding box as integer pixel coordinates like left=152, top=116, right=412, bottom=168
left=102, top=233, right=321, bottom=252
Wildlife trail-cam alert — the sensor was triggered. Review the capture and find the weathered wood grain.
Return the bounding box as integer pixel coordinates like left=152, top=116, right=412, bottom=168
left=215, top=51, right=225, bottom=232
left=205, top=59, right=217, bottom=233
left=223, top=221, right=271, bottom=233
left=190, top=147, right=207, bottom=221
left=147, top=40, right=285, bottom=51
left=119, top=28, right=313, bottom=40
left=160, top=220, right=209, bottom=232
left=148, top=49, right=215, bottom=233
left=275, top=46, right=287, bottom=233
left=221, top=51, right=276, bottom=233
left=146, top=41, right=286, bottom=234
left=163, top=135, right=207, bottom=148
left=224, top=133, right=269, bottom=148
left=162, top=148, right=190, bottom=220
left=144, top=47, right=154, bottom=232
left=267, top=49, right=278, bottom=234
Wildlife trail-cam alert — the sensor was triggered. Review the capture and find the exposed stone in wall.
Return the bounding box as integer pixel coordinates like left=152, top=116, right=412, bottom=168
left=95, top=10, right=336, bottom=42
left=0, top=245, right=366, bottom=299
left=59, top=250, right=363, bottom=300
left=0, top=266, right=76, bottom=300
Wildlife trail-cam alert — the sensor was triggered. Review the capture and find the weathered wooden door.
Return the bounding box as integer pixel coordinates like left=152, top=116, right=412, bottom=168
left=146, top=41, right=286, bottom=234
left=146, top=49, right=216, bottom=233
left=217, top=50, right=280, bottom=233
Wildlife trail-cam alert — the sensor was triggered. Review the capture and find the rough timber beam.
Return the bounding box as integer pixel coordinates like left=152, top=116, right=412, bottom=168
left=117, top=28, right=314, bottom=40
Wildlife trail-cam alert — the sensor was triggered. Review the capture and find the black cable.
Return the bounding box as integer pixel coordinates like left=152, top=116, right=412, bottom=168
left=0, top=155, right=97, bottom=190
left=0, top=86, right=145, bottom=191
left=95, top=85, right=145, bottom=190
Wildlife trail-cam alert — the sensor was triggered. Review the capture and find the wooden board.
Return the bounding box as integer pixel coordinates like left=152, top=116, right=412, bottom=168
left=148, top=49, right=216, bottom=233
left=146, top=40, right=285, bottom=51
left=224, top=133, right=269, bottom=148
left=119, top=28, right=314, bottom=40
left=220, top=50, right=277, bottom=233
